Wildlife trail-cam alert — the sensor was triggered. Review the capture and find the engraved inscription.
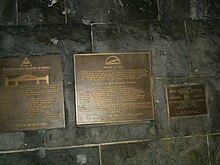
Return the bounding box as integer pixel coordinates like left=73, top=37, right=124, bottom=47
left=166, top=84, right=208, bottom=117
left=74, top=52, right=154, bottom=125
left=0, top=55, right=65, bottom=131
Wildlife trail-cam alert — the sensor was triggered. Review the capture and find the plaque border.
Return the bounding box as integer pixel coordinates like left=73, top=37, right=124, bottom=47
left=73, top=52, right=155, bottom=125
left=165, top=83, right=209, bottom=119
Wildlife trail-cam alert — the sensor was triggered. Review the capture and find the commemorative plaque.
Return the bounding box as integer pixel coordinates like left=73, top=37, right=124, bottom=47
left=74, top=52, right=154, bottom=125
left=166, top=84, right=208, bottom=117
left=0, top=55, right=65, bottom=131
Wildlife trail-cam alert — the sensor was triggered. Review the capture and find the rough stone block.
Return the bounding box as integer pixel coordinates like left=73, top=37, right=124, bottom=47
left=209, top=134, right=220, bottom=165
left=0, top=133, right=25, bottom=151
left=101, top=136, right=209, bottom=165
left=118, top=0, right=158, bottom=22
left=159, top=0, right=220, bottom=20
left=92, top=23, right=157, bottom=52
left=0, top=147, right=99, bottom=165
left=66, top=0, right=158, bottom=23
left=0, top=131, right=44, bottom=151
left=186, top=20, right=220, bottom=75
left=18, top=0, right=66, bottom=25
left=0, top=25, right=91, bottom=56
left=159, top=0, right=191, bottom=20
left=153, top=21, right=190, bottom=77
left=0, top=0, right=16, bottom=25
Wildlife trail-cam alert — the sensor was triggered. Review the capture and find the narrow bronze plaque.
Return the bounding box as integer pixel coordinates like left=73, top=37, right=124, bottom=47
left=166, top=84, right=208, bottom=117
left=0, top=55, right=65, bottom=131
left=74, top=52, right=154, bottom=125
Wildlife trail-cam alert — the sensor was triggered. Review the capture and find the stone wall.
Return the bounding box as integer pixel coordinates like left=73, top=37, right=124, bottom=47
left=0, top=0, right=220, bottom=164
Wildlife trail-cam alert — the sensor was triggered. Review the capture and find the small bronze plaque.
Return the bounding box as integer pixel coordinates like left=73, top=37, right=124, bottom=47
left=0, top=55, right=65, bottom=131
left=166, top=84, right=208, bottom=117
left=74, top=52, right=154, bottom=125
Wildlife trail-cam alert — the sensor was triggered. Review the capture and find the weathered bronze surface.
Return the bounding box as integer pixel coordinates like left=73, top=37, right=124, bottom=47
left=0, top=55, right=65, bottom=131
left=74, top=52, right=154, bottom=125
left=166, top=84, right=208, bottom=117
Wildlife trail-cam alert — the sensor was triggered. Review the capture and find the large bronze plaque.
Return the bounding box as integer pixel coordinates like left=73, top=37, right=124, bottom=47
left=166, top=84, right=208, bottom=117
left=74, top=52, right=154, bottom=125
left=0, top=55, right=65, bottom=131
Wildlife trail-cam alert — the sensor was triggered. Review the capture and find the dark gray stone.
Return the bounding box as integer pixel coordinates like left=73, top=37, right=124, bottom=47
left=66, top=0, right=158, bottom=23
left=154, top=76, right=220, bottom=137
left=186, top=20, right=220, bottom=75
left=92, top=21, right=190, bottom=77
left=210, top=0, right=220, bottom=19
left=0, top=25, right=91, bottom=56
left=0, top=0, right=16, bottom=25
left=159, top=0, right=220, bottom=20
left=197, top=0, right=220, bottom=19
left=0, top=132, right=25, bottom=151
left=18, top=0, right=66, bottom=25
left=101, top=137, right=209, bottom=165
left=23, top=131, right=45, bottom=149
left=92, top=23, right=157, bottom=52
left=209, top=134, right=220, bottom=165
left=153, top=21, right=190, bottom=77
left=159, top=0, right=191, bottom=20
left=0, top=130, right=44, bottom=151
left=118, top=0, right=158, bottom=22
left=0, top=147, right=100, bottom=165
